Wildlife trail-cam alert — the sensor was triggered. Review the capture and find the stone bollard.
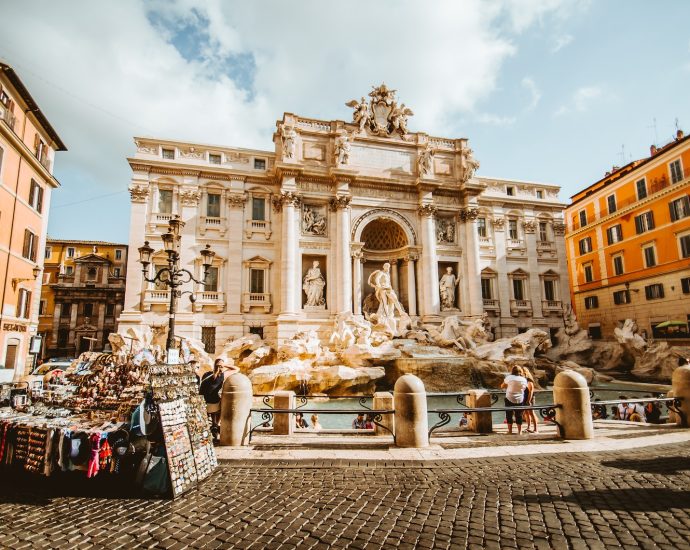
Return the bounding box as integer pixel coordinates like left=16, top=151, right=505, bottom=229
left=671, top=366, right=690, bottom=427
left=466, top=390, right=492, bottom=433
left=667, top=390, right=678, bottom=425
left=272, top=391, right=295, bottom=435
left=553, top=370, right=594, bottom=440
left=220, top=373, right=253, bottom=446
left=373, top=391, right=394, bottom=436
left=394, top=374, right=428, bottom=448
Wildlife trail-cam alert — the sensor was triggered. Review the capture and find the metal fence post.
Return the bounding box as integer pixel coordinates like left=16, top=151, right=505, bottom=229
left=373, top=391, right=394, bottom=436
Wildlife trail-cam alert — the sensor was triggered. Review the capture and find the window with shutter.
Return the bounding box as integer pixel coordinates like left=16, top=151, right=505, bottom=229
left=613, top=255, right=624, bottom=276
left=607, top=194, right=617, bottom=214
left=643, top=246, right=656, bottom=267
left=636, top=178, right=647, bottom=200
left=584, top=296, right=599, bottom=309
left=22, top=229, right=31, bottom=258
left=670, top=160, right=683, bottom=184
left=645, top=284, right=664, bottom=300
left=579, top=210, right=587, bottom=227
left=681, top=277, right=690, bottom=294
left=680, top=235, right=690, bottom=258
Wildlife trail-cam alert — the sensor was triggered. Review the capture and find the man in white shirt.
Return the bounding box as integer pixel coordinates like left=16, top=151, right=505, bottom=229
left=501, top=366, right=528, bottom=435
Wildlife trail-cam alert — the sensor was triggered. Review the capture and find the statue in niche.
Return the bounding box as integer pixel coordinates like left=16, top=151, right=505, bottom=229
left=303, top=260, right=326, bottom=308
left=334, top=133, right=351, bottom=165
left=280, top=125, right=297, bottom=159
left=439, top=267, right=460, bottom=311
left=345, top=97, right=371, bottom=133
left=367, top=263, right=407, bottom=335
left=302, top=205, right=327, bottom=236
left=436, top=218, right=455, bottom=244
left=418, top=145, right=434, bottom=177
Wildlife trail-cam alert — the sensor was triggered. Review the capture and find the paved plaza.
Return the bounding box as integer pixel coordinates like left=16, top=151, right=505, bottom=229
left=1, top=440, right=690, bottom=549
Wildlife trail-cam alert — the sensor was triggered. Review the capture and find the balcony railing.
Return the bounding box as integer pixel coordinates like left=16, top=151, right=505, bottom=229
left=245, top=219, right=272, bottom=239
left=542, top=300, right=562, bottom=311
left=154, top=213, right=174, bottom=223
left=482, top=299, right=499, bottom=309
left=194, top=290, right=225, bottom=312
left=205, top=217, right=222, bottom=226
left=0, top=104, right=16, bottom=131
left=145, top=289, right=170, bottom=303
left=510, top=299, right=532, bottom=316
left=242, top=292, right=271, bottom=313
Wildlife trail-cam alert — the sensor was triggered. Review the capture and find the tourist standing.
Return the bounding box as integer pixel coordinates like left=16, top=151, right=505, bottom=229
left=522, top=368, right=538, bottom=433
left=199, top=358, right=237, bottom=442
left=501, top=366, right=528, bottom=435
left=311, top=415, right=322, bottom=431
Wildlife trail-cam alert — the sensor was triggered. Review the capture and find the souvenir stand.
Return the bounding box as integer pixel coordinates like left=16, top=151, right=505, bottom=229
left=148, top=361, right=217, bottom=497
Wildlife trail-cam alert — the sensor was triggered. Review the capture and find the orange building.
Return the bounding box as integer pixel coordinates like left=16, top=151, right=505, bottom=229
left=0, top=63, right=66, bottom=382
left=565, top=130, right=690, bottom=340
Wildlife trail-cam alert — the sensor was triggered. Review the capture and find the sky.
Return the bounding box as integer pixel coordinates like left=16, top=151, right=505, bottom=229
left=1, top=0, right=689, bottom=243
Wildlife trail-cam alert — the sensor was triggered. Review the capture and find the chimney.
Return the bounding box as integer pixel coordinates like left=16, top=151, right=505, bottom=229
left=650, top=144, right=658, bottom=156
left=677, top=129, right=684, bottom=140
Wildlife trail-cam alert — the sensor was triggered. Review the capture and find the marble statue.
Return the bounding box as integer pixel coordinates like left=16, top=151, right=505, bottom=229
left=418, top=145, right=434, bottom=176
left=280, top=125, right=297, bottom=159
left=462, top=147, right=480, bottom=181
left=334, top=133, right=351, bottom=164
left=367, top=262, right=406, bottom=335
left=302, top=205, right=327, bottom=236
left=303, top=260, right=326, bottom=307
left=389, top=102, right=413, bottom=137
left=345, top=97, right=371, bottom=133
left=439, top=267, right=460, bottom=310
left=436, top=218, right=455, bottom=244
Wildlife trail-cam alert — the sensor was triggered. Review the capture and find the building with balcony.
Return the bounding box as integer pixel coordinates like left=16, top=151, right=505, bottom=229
left=0, top=63, right=66, bottom=381
left=119, top=85, right=570, bottom=351
left=38, top=239, right=127, bottom=358
left=565, top=130, right=690, bottom=340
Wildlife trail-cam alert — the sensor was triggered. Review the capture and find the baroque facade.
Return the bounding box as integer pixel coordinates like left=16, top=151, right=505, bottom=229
left=566, top=130, right=690, bottom=340
left=38, top=239, right=128, bottom=358
left=119, top=85, right=570, bottom=349
left=0, top=63, right=66, bottom=382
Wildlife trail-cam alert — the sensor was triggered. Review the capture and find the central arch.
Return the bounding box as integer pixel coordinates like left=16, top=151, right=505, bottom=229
left=351, top=208, right=417, bottom=245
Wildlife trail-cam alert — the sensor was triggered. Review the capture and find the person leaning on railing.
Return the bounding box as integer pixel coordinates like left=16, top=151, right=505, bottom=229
left=500, top=366, right=528, bottom=435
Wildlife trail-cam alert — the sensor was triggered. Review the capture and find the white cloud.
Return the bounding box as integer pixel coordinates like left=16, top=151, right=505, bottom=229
left=552, top=34, right=573, bottom=52
left=476, top=113, right=517, bottom=126
left=521, top=77, right=541, bottom=110
left=554, top=85, right=603, bottom=116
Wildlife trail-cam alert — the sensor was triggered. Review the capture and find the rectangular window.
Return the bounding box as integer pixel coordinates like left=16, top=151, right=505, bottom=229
left=45, top=246, right=52, bottom=259
left=634, top=211, right=655, bottom=234
left=636, top=178, right=647, bottom=200
left=252, top=197, right=266, bottom=221
left=681, top=277, right=690, bottom=294
left=65, top=265, right=74, bottom=276
left=158, top=189, right=173, bottom=213
left=579, top=210, right=588, bottom=228
left=544, top=279, right=556, bottom=301
left=477, top=218, right=487, bottom=238
left=254, top=158, right=266, bottom=170
left=583, top=264, right=593, bottom=283
left=606, top=224, right=623, bottom=245
left=205, top=266, right=219, bottom=292
left=207, top=193, right=221, bottom=217
left=670, top=159, right=683, bottom=184
left=679, top=234, right=690, bottom=258
left=105, top=303, right=115, bottom=317
left=645, top=283, right=665, bottom=300
left=669, top=196, right=690, bottom=222
left=38, top=300, right=47, bottom=316
left=536, top=190, right=543, bottom=199
left=538, top=222, right=548, bottom=242
left=506, top=186, right=514, bottom=196
left=16, top=289, right=31, bottom=319
left=60, top=303, right=71, bottom=318
left=508, top=219, right=518, bottom=240
left=643, top=245, right=656, bottom=267
left=613, top=290, right=630, bottom=305
left=201, top=326, right=216, bottom=354
left=22, top=229, right=37, bottom=261
left=209, top=153, right=221, bottom=164
left=588, top=325, right=602, bottom=340
left=113, top=267, right=121, bottom=278
left=162, top=148, right=175, bottom=159
left=584, top=296, right=599, bottom=309
left=512, top=279, right=524, bottom=300
left=250, top=269, right=265, bottom=294
left=249, top=326, right=264, bottom=339
left=481, top=278, right=492, bottom=300
left=28, top=180, right=44, bottom=213
left=67, top=247, right=75, bottom=258
left=607, top=194, right=617, bottom=214
left=34, top=136, right=47, bottom=162
left=612, top=255, right=624, bottom=276
left=115, top=249, right=122, bottom=260
left=57, top=329, right=68, bottom=348
left=578, top=237, right=592, bottom=255
left=83, top=303, right=93, bottom=317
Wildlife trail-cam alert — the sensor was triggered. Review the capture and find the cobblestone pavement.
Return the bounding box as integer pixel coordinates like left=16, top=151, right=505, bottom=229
left=2, top=443, right=690, bottom=549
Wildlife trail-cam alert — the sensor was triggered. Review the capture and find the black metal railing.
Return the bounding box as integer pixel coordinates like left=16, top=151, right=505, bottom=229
left=247, top=407, right=395, bottom=444
left=428, top=404, right=562, bottom=439
left=591, top=396, right=684, bottom=424
left=255, top=394, right=374, bottom=411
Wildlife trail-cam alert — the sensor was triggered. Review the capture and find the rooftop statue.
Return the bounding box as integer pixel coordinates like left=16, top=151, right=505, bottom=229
left=346, top=83, right=414, bottom=139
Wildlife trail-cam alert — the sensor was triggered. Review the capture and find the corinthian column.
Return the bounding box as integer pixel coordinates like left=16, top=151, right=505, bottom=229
left=418, top=204, right=440, bottom=321
left=406, top=253, right=418, bottom=317
left=352, top=250, right=363, bottom=315
left=461, top=206, right=483, bottom=316
left=278, top=191, right=301, bottom=315
left=390, top=259, right=399, bottom=295
left=331, top=195, right=352, bottom=313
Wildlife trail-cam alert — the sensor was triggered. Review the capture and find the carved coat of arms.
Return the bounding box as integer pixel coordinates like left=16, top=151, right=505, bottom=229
left=346, top=83, right=414, bottom=139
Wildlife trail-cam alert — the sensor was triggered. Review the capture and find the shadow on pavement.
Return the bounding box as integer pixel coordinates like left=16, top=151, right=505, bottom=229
left=601, top=456, right=690, bottom=474
left=515, top=487, right=690, bottom=512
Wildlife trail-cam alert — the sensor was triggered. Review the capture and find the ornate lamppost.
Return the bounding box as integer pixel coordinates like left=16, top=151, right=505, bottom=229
left=137, top=216, right=215, bottom=356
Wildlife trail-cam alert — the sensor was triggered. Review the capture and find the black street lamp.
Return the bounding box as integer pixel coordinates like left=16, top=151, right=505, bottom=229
left=137, top=216, right=215, bottom=356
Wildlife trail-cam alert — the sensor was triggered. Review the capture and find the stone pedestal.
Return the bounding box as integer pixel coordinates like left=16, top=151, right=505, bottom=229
left=466, top=390, right=492, bottom=433
left=553, top=370, right=593, bottom=440
left=394, top=374, right=428, bottom=448
left=671, top=366, right=690, bottom=427
left=373, top=391, right=394, bottom=437
left=273, top=391, right=295, bottom=435
left=220, top=373, right=253, bottom=446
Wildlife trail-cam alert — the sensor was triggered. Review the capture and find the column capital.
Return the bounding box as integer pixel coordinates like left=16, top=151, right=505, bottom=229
left=522, top=220, right=537, bottom=233
left=272, top=190, right=302, bottom=212
left=491, top=217, right=506, bottom=231
left=459, top=207, right=480, bottom=223
left=129, top=184, right=149, bottom=203
left=179, top=187, right=201, bottom=207
left=417, top=204, right=437, bottom=218
left=552, top=221, right=566, bottom=236
left=329, top=195, right=352, bottom=211
left=227, top=193, right=247, bottom=209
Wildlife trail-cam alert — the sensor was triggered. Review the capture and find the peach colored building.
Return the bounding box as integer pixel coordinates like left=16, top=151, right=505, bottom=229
left=565, top=130, right=690, bottom=340
left=0, top=63, right=66, bottom=382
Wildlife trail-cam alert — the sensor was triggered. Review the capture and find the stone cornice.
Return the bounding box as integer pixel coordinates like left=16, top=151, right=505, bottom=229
left=0, top=120, right=61, bottom=188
